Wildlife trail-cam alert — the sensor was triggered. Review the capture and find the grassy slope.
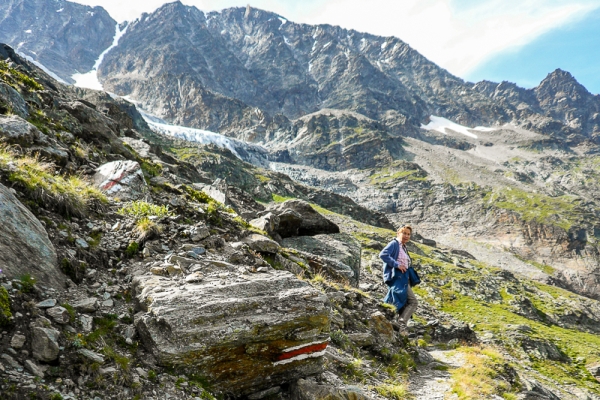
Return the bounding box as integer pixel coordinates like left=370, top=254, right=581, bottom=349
left=306, top=203, right=600, bottom=398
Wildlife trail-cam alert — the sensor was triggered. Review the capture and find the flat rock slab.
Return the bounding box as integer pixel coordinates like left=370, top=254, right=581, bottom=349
left=0, top=183, right=61, bottom=289
left=133, top=266, right=330, bottom=396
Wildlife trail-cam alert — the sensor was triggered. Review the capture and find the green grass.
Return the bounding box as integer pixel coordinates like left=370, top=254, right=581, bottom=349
left=0, top=60, right=44, bottom=91
left=18, top=273, right=36, bottom=293
left=450, top=346, right=519, bottom=399
left=271, top=193, right=295, bottom=203
left=370, top=169, right=426, bottom=185
left=482, top=187, right=580, bottom=231
left=117, top=201, right=171, bottom=219
left=255, top=174, right=270, bottom=182
left=0, top=146, right=107, bottom=217
left=373, top=383, right=412, bottom=399
left=0, top=287, right=11, bottom=326
left=513, top=254, right=556, bottom=275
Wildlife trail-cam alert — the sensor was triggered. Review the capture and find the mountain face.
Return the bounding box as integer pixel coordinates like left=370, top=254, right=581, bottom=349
left=6, top=0, right=600, bottom=299
left=4, top=2, right=600, bottom=399
left=0, top=0, right=116, bottom=82
left=94, top=1, right=600, bottom=159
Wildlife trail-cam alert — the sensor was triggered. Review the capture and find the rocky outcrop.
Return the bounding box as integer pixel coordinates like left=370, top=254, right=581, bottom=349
left=132, top=265, right=330, bottom=396
left=267, top=200, right=340, bottom=238
left=0, top=0, right=116, bottom=83
left=0, top=182, right=62, bottom=289
left=283, top=233, right=361, bottom=286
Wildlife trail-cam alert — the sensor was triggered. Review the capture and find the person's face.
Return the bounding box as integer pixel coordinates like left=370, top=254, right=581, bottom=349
left=397, top=228, right=411, bottom=244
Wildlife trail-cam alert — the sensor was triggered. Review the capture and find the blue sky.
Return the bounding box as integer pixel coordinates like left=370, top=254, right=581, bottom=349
left=466, top=6, right=600, bottom=94
left=73, top=0, right=600, bottom=94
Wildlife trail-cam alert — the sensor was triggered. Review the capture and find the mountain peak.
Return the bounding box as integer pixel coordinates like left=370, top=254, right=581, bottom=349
left=538, top=68, right=587, bottom=92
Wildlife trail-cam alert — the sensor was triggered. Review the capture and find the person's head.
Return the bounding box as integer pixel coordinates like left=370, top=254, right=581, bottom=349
left=396, top=225, right=412, bottom=244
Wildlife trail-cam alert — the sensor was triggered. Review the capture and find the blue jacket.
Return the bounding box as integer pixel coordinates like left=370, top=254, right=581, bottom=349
left=380, top=239, right=411, bottom=284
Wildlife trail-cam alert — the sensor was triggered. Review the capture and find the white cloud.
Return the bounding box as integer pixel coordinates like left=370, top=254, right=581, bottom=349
left=70, top=0, right=600, bottom=77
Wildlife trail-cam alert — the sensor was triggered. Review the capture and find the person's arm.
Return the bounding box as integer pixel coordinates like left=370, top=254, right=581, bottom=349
left=379, top=240, right=399, bottom=269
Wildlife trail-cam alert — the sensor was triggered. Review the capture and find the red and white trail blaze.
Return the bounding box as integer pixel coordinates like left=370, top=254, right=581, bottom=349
left=273, top=340, right=329, bottom=366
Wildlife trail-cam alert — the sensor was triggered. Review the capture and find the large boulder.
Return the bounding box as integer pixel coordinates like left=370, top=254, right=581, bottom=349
left=132, top=263, right=330, bottom=397
left=93, top=160, right=148, bottom=200
left=0, top=114, right=46, bottom=146
left=0, top=183, right=62, bottom=289
left=267, top=200, right=339, bottom=238
left=282, top=233, right=361, bottom=286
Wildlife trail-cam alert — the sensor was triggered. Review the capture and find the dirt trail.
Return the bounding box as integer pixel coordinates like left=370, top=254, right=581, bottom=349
left=409, top=349, right=466, bottom=400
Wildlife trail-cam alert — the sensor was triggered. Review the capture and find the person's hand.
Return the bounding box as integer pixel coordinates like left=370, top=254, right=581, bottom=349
left=398, top=265, right=407, bottom=273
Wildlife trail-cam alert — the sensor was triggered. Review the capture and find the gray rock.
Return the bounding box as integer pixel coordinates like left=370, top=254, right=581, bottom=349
left=78, top=349, right=105, bottom=364
left=587, top=362, right=600, bottom=377
left=75, top=238, right=89, bottom=249
left=248, top=386, right=281, bottom=400
left=290, top=378, right=370, bottom=400
left=267, top=200, right=339, bottom=238
left=0, top=183, right=62, bottom=289
left=0, top=83, right=28, bottom=118
left=190, top=226, right=210, bottom=242
left=31, top=327, right=60, bottom=362
left=46, top=306, right=71, bottom=324
left=242, top=233, right=280, bottom=253
left=1, top=353, right=22, bottom=369
left=520, top=338, right=569, bottom=362
left=123, top=326, right=136, bottom=340
left=202, top=178, right=228, bottom=205
left=282, top=233, right=361, bottom=286
left=36, top=299, right=57, bottom=308
left=520, top=379, right=561, bottom=400
left=132, top=265, right=330, bottom=396
left=249, top=212, right=280, bottom=236
left=99, top=366, right=116, bottom=374
left=80, top=315, right=93, bottom=332
left=346, top=332, right=374, bottom=347
left=136, top=367, right=148, bottom=379
left=10, top=333, right=26, bottom=349
left=73, top=298, right=99, bottom=313
left=185, top=272, right=204, bottom=283
left=415, top=348, right=435, bottom=364
left=93, top=160, right=148, bottom=200
left=368, top=311, right=394, bottom=341
left=167, top=255, right=197, bottom=269
left=24, top=359, right=45, bottom=378
left=0, top=114, right=45, bottom=146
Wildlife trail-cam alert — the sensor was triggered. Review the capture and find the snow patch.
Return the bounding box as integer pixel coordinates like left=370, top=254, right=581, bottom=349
left=278, top=17, right=287, bottom=26
left=56, top=8, right=64, bottom=13
left=24, top=30, right=32, bottom=34
left=72, top=23, right=127, bottom=90
left=283, top=36, right=291, bottom=45
left=220, top=29, right=226, bottom=35
left=421, top=116, right=496, bottom=139
left=381, top=41, right=388, bottom=50
left=87, top=11, right=94, bottom=17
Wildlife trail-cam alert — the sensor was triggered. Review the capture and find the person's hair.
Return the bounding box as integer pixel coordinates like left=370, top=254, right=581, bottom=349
left=397, top=224, right=412, bottom=234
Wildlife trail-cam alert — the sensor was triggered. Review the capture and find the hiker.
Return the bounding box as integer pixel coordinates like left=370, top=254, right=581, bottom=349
left=380, top=225, right=419, bottom=331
